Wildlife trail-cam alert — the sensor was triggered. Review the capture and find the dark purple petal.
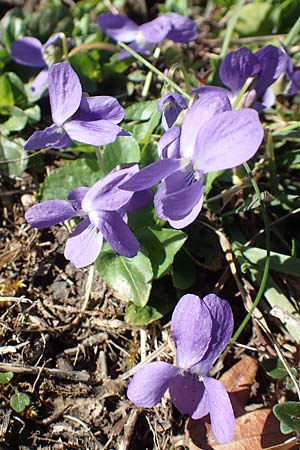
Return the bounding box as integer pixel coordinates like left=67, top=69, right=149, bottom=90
left=64, top=218, right=103, bottom=268
left=120, top=158, right=183, bottom=191
left=64, top=119, right=122, bottom=146
left=127, top=361, right=178, bottom=407
left=125, top=190, right=153, bottom=212
left=67, top=187, right=89, bottom=211
left=219, top=47, right=260, bottom=94
left=49, top=61, right=82, bottom=126
left=25, top=200, right=75, bottom=228
left=30, top=69, right=49, bottom=97
left=43, top=33, right=61, bottom=49
left=24, top=125, right=67, bottom=150
left=139, top=15, right=171, bottom=44
left=78, top=96, right=125, bottom=123
left=254, top=45, right=286, bottom=98
left=98, top=13, right=139, bottom=42
left=169, top=373, right=208, bottom=417
left=90, top=210, right=139, bottom=257
left=158, top=93, right=187, bottom=130
left=52, top=133, right=73, bottom=149
left=157, top=126, right=181, bottom=158
left=163, top=13, right=197, bottom=43
left=194, top=109, right=263, bottom=172
left=180, top=92, right=231, bottom=160
left=11, top=37, right=46, bottom=68
left=203, top=376, right=235, bottom=444
left=289, top=70, right=300, bottom=95
left=193, top=294, right=233, bottom=375
left=156, top=170, right=204, bottom=221
left=171, top=294, right=212, bottom=369
left=82, top=165, right=138, bottom=212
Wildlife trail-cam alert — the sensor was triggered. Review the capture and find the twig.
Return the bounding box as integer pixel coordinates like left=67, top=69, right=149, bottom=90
left=0, top=362, right=90, bottom=382
left=118, top=409, right=140, bottom=450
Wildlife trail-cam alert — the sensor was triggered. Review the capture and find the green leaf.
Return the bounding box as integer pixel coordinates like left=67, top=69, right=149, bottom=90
left=131, top=113, right=161, bottom=143
left=10, top=392, right=30, bottom=413
left=125, top=303, right=163, bottom=326
left=41, top=157, right=103, bottom=201
left=136, top=227, right=187, bottom=279
left=96, top=244, right=153, bottom=306
left=263, top=358, right=297, bottom=380
left=125, top=100, right=158, bottom=121
left=171, top=251, right=196, bottom=290
left=278, top=149, right=300, bottom=169
left=0, top=107, right=28, bottom=134
left=273, top=402, right=300, bottom=433
left=0, top=372, right=14, bottom=384
left=205, top=170, right=224, bottom=195
left=235, top=2, right=273, bottom=36
left=0, top=136, right=27, bottom=176
left=241, top=247, right=300, bottom=278
left=103, top=136, right=140, bottom=173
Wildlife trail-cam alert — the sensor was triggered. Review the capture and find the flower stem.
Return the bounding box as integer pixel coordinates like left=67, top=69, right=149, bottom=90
left=95, top=146, right=106, bottom=173
left=229, top=162, right=271, bottom=346
left=220, top=0, right=246, bottom=59
left=283, top=15, right=300, bottom=47
left=59, top=32, right=69, bottom=62
left=142, top=47, right=161, bottom=98
left=117, top=42, right=190, bottom=99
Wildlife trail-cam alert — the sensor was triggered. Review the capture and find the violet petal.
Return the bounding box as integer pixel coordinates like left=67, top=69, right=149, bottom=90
left=139, top=15, right=171, bottom=44
left=11, top=37, right=46, bottom=68
left=49, top=61, right=82, bottom=127
left=78, top=96, right=125, bottom=123
left=25, top=200, right=75, bottom=228
left=171, top=294, right=212, bottom=369
left=67, top=187, right=90, bottom=211
left=163, top=13, right=197, bottom=43
left=30, top=69, right=49, bottom=97
left=24, top=125, right=67, bottom=151
left=90, top=210, right=139, bottom=257
left=157, top=126, right=181, bottom=158
left=194, top=108, right=263, bottom=172
left=64, top=119, right=122, bottom=146
left=64, top=218, right=103, bottom=268
left=169, top=373, right=208, bottom=417
left=127, top=361, right=178, bottom=407
left=203, top=376, right=235, bottom=444
left=98, top=13, right=139, bottom=42
left=255, top=45, right=286, bottom=98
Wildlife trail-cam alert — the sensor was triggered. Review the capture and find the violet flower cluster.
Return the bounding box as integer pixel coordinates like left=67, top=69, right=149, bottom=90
left=121, top=91, right=263, bottom=229
left=98, top=12, right=197, bottom=58
left=193, top=45, right=287, bottom=109
left=25, top=165, right=151, bottom=268
left=128, top=293, right=235, bottom=444
left=11, top=34, right=66, bottom=96
left=24, top=61, right=128, bottom=150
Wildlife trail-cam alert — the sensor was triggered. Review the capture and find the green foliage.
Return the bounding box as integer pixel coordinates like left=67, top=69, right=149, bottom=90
left=0, top=136, right=27, bottom=176
left=0, top=372, right=14, bottom=384
left=103, top=136, right=140, bottom=173
left=41, top=157, right=103, bottom=201
left=96, top=244, right=153, bottom=307
left=10, top=392, right=30, bottom=413
left=263, top=358, right=297, bottom=380
left=273, top=402, right=300, bottom=434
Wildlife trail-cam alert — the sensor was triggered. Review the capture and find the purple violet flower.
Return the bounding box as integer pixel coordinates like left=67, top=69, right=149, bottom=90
left=281, top=44, right=300, bottom=95
left=24, top=165, right=149, bottom=268
left=120, top=91, right=264, bottom=229
left=11, top=34, right=66, bottom=96
left=158, top=93, right=187, bottom=131
left=24, top=61, right=128, bottom=150
left=127, top=293, right=235, bottom=444
left=98, top=12, right=197, bottom=58
left=193, top=45, right=287, bottom=109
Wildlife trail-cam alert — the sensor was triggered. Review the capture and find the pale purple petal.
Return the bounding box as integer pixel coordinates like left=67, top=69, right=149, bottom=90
left=67, top=187, right=89, bottom=210
left=158, top=93, right=187, bottom=130
left=171, top=294, right=212, bottom=369
left=64, top=218, right=103, bottom=268
left=118, top=41, right=153, bottom=59
left=139, top=16, right=171, bottom=44
left=64, top=119, right=122, bottom=146
left=24, top=125, right=67, bottom=150
left=193, top=294, right=233, bottom=374
left=261, top=86, right=275, bottom=108
left=90, top=210, right=139, bottom=257
left=193, top=109, right=263, bottom=172
left=78, top=96, right=125, bottom=123
left=219, top=47, right=259, bottom=94
left=163, top=13, right=197, bottom=43
left=98, top=13, right=139, bottom=42
left=180, top=92, right=231, bottom=160
left=167, top=190, right=204, bottom=229
left=82, top=166, right=138, bottom=212
left=157, top=126, right=181, bottom=158
left=25, top=200, right=75, bottom=228
left=120, top=158, right=183, bottom=191
left=154, top=170, right=204, bottom=223
left=11, top=37, right=46, bottom=67
left=43, top=33, right=61, bottom=49
left=127, top=361, right=178, bottom=407
left=49, top=61, right=82, bottom=126
left=169, top=373, right=208, bottom=416
left=30, top=69, right=49, bottom=97
left=203, top=377, right=235, bottom=444
left=255, top=45, right=286, bottom=98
